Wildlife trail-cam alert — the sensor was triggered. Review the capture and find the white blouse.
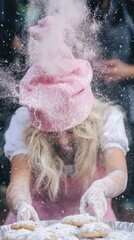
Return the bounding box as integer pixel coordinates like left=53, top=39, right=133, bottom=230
left=4, top=106, right=129, bottom=161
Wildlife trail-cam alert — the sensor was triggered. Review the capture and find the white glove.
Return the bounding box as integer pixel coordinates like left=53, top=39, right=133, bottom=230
left=17, top=202, right=39, bottom=221
left=80, top=185, right=107, bottom=221
left=80, top=170, right=127, bottom=220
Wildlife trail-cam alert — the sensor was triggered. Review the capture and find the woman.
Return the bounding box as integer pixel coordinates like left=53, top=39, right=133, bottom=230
left=4, top=16, right=128, bottom=224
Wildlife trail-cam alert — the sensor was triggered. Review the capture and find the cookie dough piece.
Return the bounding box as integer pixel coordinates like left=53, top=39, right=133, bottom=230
left=77, top=222, right=111, bottom=238
left=61, top=214, right=96, bottom=227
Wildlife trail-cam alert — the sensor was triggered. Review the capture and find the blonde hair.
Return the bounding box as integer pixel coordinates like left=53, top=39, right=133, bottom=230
left=24, top=99, right=112, bottom=200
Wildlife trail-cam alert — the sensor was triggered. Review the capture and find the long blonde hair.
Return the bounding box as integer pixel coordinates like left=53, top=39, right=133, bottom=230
left=24, top=99, right=111, bottom=200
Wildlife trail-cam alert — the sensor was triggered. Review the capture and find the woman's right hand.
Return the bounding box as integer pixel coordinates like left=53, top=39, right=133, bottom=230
left=5, top=155, right=39, bottom=221
left=17, top=202, right=39, bottom=221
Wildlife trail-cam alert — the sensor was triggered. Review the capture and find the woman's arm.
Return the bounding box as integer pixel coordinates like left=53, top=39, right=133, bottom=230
left=101, top=59, right=134, bottom=81
left=80, top=147, right=128, bottom=220
left=7, top=154, right=39, bottom=221
left=7, top=154, right=31, bottom=212
left=101, top=147, right=128, bottom=197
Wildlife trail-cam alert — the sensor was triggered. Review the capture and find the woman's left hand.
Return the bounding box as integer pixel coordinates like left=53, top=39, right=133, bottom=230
left=79, top=185, right=107, bottom=221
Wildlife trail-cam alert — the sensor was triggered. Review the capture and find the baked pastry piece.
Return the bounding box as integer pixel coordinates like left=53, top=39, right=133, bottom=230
left=76, top=221, right=111, bottom=238
left=11, top=220, right=45, bottom=231
left=26, top=231, right=78, bottom=240
left=25, top=230, right=58, bottom=240
left=3, top=229, right=31, bottom=240
left=61, top=213, right=96, bottom=227
left=3, top=228, right=58, bottom=240
left=46, top=223, right=78, bottom=236
left=56, top=235, right=79, bottom=240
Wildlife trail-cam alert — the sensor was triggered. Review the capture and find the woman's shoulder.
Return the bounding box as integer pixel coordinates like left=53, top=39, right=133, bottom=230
left=100, top=104, right=129, bottom=154
left=14, top=106, right=30, bottom=117
left=4, top=106, right=30, bottom=160
left=12, top=106, right=30, bottom=125
left=102, top=105, right=124, bottom=125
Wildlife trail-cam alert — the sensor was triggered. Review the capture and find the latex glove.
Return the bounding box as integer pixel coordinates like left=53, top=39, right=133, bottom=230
left=80, top=186, right=107, bottom=221
left=17, top=202, right=39, bottom=221
left=80, top=170, right=127, bottom=220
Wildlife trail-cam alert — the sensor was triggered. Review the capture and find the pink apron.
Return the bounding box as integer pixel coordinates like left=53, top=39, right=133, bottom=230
left=4, top=160, right=116, bottom=225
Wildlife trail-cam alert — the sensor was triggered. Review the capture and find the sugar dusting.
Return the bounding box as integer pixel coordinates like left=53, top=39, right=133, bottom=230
left=27, top=0, right=101, bottom=77
left=1, top=220, right=134, bottom=240
left=0, top=65, right=19, bottom=100
left=0, top=0, right=102, bottom=104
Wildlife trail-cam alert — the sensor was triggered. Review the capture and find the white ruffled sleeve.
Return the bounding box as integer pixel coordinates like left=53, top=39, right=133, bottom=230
left=4, top=107, right=30, bottom=161
left=100, top=107, right=129, bottom=155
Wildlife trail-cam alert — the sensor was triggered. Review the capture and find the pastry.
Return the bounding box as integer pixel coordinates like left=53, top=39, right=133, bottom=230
left=3, top=229, right=31, bottom=240
left=46, top=222, right=78, bottom=236
left=11, top=220, right=44, bottom=231
left=76, top=221, right=111, bottom=238
left=61, top=213, right=96, bottom=227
